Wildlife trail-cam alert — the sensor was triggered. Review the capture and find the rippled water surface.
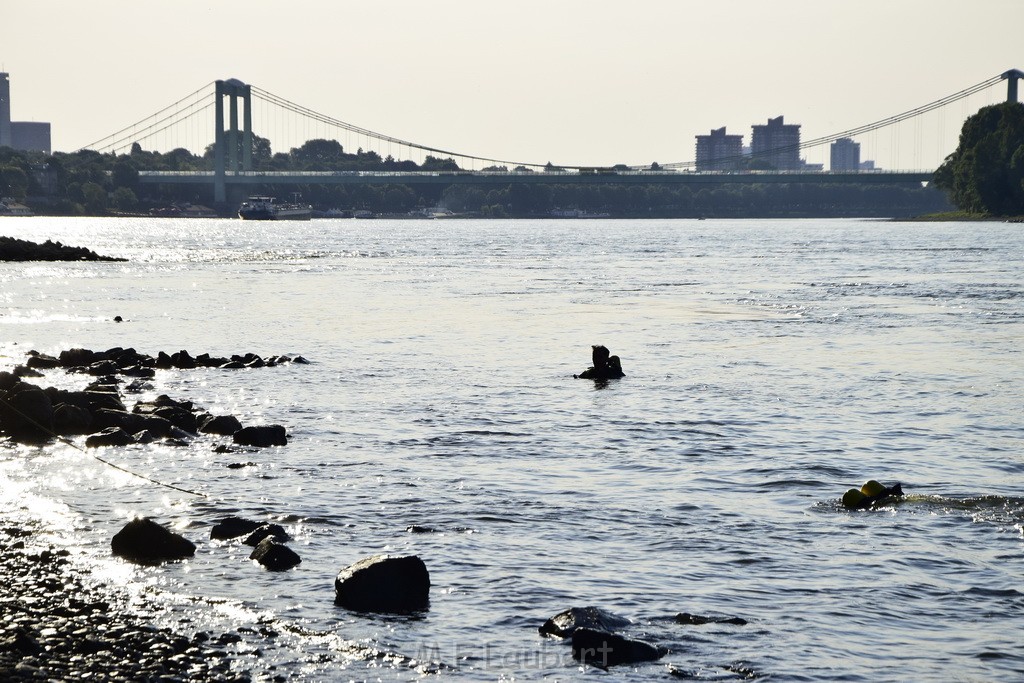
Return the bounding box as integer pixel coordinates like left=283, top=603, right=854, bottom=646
left=1, top=217, right=1022, bottom=681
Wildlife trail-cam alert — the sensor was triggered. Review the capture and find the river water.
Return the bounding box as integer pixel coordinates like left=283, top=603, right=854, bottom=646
left=0, top=217, right=1022, bottom=681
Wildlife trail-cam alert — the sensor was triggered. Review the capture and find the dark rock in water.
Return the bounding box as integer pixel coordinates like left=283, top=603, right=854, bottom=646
left=334, top=554, right=430, bottom=613
left=249, top=537, right=301, bottom=571
left=199, top=414, right=243, bottom=436
left=0, top=371, right=20, bottom=392
left=170, top=350, right=196, bottom=369
left=227, top=461, right=256, bottom=469
left=12, top=364, right=44, bottom=378
left=539, top=606, right=633, bottom=638
left=26, top=352, right=61, bottom=369
left=59, top=347, right=98, bottom=368
left=84, top=390, right=127, bottom=413
left=0, top=236, right=124, bottom=262
left=87, top=360, right=120, bottom=376
left=406, top=525, right=436, bottom=534
left=233, top=424, right=287, bottom=447
left=570, top=628, right=665, bottom=668
left=210, top=516, right=264, bottom=540
left=243, top=523, right=290, bottom=546
left=85, top=427, right=133, bottom=448
left=111, top=517, right=196, bottom=564
left=132, top=429, right=157, bottom=444
left=53, top=403, right=93, bottom=435
left=134, top=396, right=198, bottom=433
left=121, top=365, right=155, bottom=378
left=675, top=612, right=748, bottom=626
left=92, top=408, right=149, bottom=434
left=219, top=360, right=246, bottom=369
left=0, top=383, right=55, bottom=442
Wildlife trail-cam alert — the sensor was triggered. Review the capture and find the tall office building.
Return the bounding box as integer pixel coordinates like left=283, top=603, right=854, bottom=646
left=830, top=137, right=861, bottom=171
left=751, top=115, right=801, bottom=171
left=0, top=73, right=52, bottom=154
left=0, top=73, right=11, bottom=148
left=695, top=127, right=743, bottom=171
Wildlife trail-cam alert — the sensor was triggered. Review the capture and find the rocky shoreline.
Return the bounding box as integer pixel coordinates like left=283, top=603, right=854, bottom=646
left=0, top=520, right=253, bottom=682
left=0, top=236, right=125, bottom=262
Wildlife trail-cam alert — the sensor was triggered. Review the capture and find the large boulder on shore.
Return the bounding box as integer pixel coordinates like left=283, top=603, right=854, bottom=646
left=249, top=537, right=301, bottom=571
left=233, top=424, right=287, bottom=447
left=111, top=517, right=196, bottom=564
left=334, top=554, right=430, bottom=613
left=570, top=628, right=666, bottom=668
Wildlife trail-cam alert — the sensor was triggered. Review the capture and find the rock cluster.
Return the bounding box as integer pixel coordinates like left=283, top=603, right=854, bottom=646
left=0, top=236, right=126, bottom=262
left=210, top=516, right=301, bottom=572
left=0, top=346, right=302, bottom=447
left=540, top=606, right=749, bottom=669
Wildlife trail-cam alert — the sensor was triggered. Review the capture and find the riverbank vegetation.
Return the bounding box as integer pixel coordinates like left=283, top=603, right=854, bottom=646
left=1, top=137, right=951, bottom=218
left=934, top=101, right=1024, bottom=216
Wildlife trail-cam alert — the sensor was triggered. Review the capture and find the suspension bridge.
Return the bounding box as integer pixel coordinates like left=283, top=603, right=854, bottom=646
left=79, top=70, right=1024, bottom=207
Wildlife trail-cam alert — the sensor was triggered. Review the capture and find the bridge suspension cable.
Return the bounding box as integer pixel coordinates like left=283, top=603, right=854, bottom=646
left=76, top=81, right=215, bottom=154
left=658, top=74, right=1005, bottom=170
left=250, top=86, right=552, bottom=171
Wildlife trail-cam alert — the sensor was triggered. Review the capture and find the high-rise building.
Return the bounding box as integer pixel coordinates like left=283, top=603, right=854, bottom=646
left=12, top=122, right=51, bottom=155
left=0, top=73, right=52, bottom=154
left=830, top=138, right=860, bottom=171
left=750, top=115, right=801, bottom=171
left=695, top=127, right=743, bottom=171
left=0, top=73, right=11, bottom=148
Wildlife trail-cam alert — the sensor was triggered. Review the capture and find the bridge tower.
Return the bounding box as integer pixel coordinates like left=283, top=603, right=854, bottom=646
left=214, top=78, right=253, bottom=204
left=1002, top=69, right=1024, bottom=103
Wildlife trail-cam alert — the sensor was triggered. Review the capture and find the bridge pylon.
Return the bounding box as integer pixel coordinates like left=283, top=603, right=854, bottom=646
left=214, top=79, right=252, bottom=204
left=1002, top=69, right=1024, bottom=103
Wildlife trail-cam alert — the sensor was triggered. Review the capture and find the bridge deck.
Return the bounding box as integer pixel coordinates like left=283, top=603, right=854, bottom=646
left=139, top=170, right=934, bottom=186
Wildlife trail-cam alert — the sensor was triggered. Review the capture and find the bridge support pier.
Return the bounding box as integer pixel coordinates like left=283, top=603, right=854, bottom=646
left=214, top=79, right=253, bottom=205
left=1002, top=69, right=1024, bottom=103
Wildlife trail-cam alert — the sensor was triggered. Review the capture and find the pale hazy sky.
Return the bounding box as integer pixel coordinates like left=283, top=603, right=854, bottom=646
left=4, top=1, right=1022, bottom=169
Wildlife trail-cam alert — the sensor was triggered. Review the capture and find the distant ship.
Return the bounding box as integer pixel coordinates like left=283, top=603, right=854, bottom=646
left=238, top=195, right=312, bottom=221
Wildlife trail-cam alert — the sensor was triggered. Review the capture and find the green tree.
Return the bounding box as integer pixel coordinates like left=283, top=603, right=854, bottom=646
left=934, top=102, right=1024, bottom=215
left=111, top=187, right=138, bottom=212
left=111, top=160, right=139, bottom=189
left=81, top=181, right=108, bottom=214
left=0, top=166, right=29, bottom=200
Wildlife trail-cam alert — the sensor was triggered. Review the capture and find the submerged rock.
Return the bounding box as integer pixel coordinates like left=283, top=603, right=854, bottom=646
left=570, top=628, right=665, bottom=668
left=233, top=424, right=287, bottom=447
left=539, top=606, right=633, bottom=638
left=243, top=523, right=290, bottom=546
left=334, top=554, right=430, bottom=613
left=210, top=516, right=264, bottom=540
left=111, top=517, right=196, bottom=564
left=675, top=612, right=748, bottom=626
left=249, top=537, right=301, bottom=571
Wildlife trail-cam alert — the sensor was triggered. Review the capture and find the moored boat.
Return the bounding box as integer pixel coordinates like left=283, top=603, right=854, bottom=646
left=238, top=195, right=312, bottom=221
